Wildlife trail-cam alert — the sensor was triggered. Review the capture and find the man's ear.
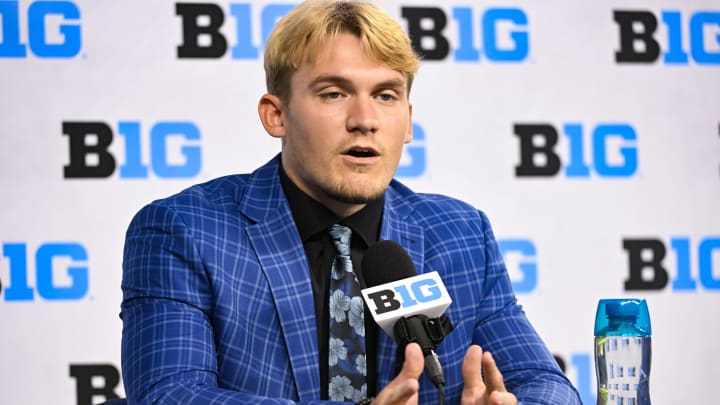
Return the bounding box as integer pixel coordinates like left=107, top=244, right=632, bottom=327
left=404, top=103, right=414, bottom=144
left=258, top=94, right=285, bottom=138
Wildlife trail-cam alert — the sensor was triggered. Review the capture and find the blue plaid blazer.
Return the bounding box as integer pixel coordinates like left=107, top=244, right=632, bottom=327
left=121, top=155, right=581, bottom=404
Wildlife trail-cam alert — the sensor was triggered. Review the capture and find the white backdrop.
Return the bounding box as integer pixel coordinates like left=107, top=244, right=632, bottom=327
left=1, top=1, right=718, bottom=404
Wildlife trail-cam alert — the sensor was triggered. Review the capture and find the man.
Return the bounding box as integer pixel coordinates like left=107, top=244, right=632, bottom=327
left=120, top=1, right=582, bottom=404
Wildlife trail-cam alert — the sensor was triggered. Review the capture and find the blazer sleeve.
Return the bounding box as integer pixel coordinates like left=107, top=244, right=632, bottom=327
left=472, top=211, right=583, bottom=405
left=120, top=201, right=336, bottom=404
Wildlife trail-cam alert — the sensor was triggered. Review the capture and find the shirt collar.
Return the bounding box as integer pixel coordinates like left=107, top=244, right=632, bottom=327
left=280, top=163, right=383, bottom=247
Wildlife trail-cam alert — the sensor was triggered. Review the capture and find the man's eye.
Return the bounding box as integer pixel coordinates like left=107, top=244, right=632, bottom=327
left=378, top=93, right=397, bottom=102
left=322, top=92, right=342, bottom=100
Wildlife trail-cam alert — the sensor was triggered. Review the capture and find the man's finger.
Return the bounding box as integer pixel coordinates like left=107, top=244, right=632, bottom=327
left=461, top=344, right=486, bottom=403
left=375, top=343, right=423, bottom=404
left=462, top=345, right=484, bottom=387
left=482, top=351, right=507, bottom=393
left=489, top=390, right=518, bottom=405
left=389, top=343, right=423, bottom=400
left=399, top=342, right=424, bottom=379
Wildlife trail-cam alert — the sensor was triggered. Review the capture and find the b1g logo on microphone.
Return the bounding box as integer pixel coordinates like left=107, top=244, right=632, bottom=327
left=63, top=121, right=202, bottom=179
left=514, top=123, right=638, bottom=178
left=1, top=242, right=89, bottom=302
left=361, top=271, right=452, bottom=336
left=401, top=6, right=529, bottom=62
left=623, top=236, right=720, bottom=292
left=614, top=10, right=720, bottom=65
left=0, top=1, right=82, bottom=58
left=396, top=123, right=427, bottom=178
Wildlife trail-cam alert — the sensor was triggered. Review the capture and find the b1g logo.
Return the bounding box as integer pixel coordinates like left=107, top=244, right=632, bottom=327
left=396, top=123, right=426, bottom=178
left=70, top=364, right=123, bottom=405
left=401, top=6, right=529, bottom=62
left=1, top=242, right=88, bottom=301
left=361, top=271, right=452, bottom=336
left=498, top=238, right=537, bottom=294
left=514, top=123, right=638, bottom=178
left=554, top=352, right=595, bottom=405
left=63, top=121, right=202, bottom=179
left=0, top=0, right=81, bottom=58
left=623, top=237, right=720, bottom=291
left=175, top=3, right=529, bottom=63
left=614, top=10, right=720, bottom=65
left=365, top=275, right=444, bottom=316
left=176, top=2, right=294, bottom=59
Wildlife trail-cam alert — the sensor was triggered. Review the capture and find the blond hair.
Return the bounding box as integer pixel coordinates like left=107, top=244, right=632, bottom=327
left=263, top=0, right=420, bottom=103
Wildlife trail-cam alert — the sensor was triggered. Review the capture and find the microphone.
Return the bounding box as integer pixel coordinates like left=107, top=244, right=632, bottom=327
left=360, top=240, right=453, bottom=388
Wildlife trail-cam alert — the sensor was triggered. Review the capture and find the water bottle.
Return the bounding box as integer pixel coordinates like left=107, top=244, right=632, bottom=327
left=594, top=298, right=651, bottom=405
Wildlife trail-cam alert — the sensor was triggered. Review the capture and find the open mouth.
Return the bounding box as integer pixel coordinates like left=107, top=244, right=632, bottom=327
left=345, top=147, right=378, bottom=158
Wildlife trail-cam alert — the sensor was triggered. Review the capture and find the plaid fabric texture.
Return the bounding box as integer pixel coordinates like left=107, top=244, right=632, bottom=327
left=120, top=155, right=582, bottom=404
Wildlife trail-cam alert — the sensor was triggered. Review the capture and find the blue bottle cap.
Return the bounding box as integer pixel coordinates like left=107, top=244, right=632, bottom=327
left=594, top=298, right=651, bottom=337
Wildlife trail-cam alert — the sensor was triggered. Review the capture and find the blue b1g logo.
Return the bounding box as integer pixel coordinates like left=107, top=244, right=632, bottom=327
left=1, top=242, right=89, bottom=301
left=175, top=3, right=529, bottom=63
left=0, top=1, right=82, bottom=58
left=554, top=352, right=595, bottom=405
left=396, top=123, right=427, bottom=178
left=614, top=10, right=720, bottom=65
left=624, top=236, right=720, bottom=291
left=498, top=239, right=537, bottom=294
left=402, top=6, right=529, bottom=62
left=514, top=122, right=638, bottom=178
left=366, top=277, right=443, bottom=315
left=362, top=271, right=452, bottom=336
left=63, top=121, right=203, bottom=179
left=176, top=2, right=295, bottom=59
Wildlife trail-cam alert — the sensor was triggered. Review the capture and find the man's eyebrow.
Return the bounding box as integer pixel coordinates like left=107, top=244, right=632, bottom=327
left=374, top=78, right=407, bottom=93
left=308, top=74, right=353, bottom=89
left=308, top=75, right=407, bottom=93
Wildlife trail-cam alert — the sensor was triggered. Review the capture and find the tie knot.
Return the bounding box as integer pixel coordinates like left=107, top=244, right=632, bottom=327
left=328, top=224, right=352, bottom=256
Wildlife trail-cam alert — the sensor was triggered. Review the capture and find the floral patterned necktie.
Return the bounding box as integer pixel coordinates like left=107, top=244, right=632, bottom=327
left=327, top=224, right=367, bottom=402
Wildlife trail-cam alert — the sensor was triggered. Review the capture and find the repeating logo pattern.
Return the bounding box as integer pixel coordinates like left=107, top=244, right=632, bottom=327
left=0, top=2, right=717, bottom=404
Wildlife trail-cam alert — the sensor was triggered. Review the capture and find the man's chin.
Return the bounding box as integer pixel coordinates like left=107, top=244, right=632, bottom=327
left=324, top=184, right=386, bottom=205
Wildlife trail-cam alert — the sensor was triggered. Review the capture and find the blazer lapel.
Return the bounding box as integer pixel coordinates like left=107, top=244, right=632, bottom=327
left=237, top=159, right=427, bottom=396
left=240, top=157, right=321, bottom=400
left=374, top=190, right=426, bottom=389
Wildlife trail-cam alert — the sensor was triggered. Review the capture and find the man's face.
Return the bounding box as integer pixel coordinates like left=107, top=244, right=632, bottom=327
left=272, top=33, right=413, bottom=217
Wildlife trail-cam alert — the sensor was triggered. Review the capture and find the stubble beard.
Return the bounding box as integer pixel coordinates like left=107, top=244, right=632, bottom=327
left=321, top=168, right=389, bottom=205
left=324, top=188, right=384, bottom=204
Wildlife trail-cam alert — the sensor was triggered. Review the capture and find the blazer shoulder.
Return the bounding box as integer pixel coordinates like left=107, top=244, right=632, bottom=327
left=387, top=180, right=487, bottom=223
left=130, top=155, right=286, bottom=228
left=154, top=174, right=251, bottom=211
left=127, top=174, right=253, bottom=232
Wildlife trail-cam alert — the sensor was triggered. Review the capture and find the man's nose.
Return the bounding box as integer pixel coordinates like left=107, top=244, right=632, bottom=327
left=346, top=97, right=379, bottom=134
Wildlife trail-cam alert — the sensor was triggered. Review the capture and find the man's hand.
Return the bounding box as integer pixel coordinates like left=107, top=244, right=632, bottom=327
left=373, top=343, right=423, bottom=404
left=374, top=343, right=517, bottom=405
left=461, top=345, right=518, bottom=405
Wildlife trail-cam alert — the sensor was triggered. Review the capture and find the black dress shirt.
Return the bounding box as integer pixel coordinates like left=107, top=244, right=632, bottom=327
left=279, top=165, right=382, bottom=399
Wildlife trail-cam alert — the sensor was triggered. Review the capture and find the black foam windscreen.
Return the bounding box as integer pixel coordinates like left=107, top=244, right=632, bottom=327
left=361, top=240, right=417, bottom=287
